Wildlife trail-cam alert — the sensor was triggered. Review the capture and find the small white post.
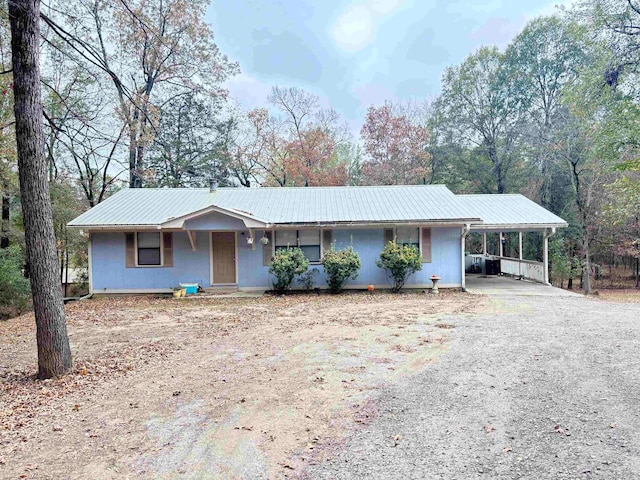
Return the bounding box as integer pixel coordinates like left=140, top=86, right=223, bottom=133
left=542, top=227, right=556, bottom=285
left=519, top=232, right=523, bottom=278
left=543, top=230, right=549, bottom=285
left=87, top=232, right=93, bottom=294
left=461, top=224, right=471, bottom=291
left=519, top=232, right=523, bottom=260
left=482, top=232, right=487, bottom=255
left=499, top=232, right=504, bottom=258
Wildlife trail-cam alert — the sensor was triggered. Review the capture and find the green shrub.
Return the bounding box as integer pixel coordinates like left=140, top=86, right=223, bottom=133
left=269, top=247, right=309, bottom=294
left=0, top=246, right=31, bottom=320
left=376, top=241, right=422, bottom=293
left=321, top=246, right=361, bottom=293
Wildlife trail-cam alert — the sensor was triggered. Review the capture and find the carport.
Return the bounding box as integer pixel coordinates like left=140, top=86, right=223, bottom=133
left=457, top=194, right=568, bottom=288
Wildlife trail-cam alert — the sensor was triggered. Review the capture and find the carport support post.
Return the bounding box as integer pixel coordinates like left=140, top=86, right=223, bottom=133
left=519, top=232, right=523, bottom=277
left=482, top=233, right=487, bottom=255
left=461, top=224, right=471, bottom=291
left=543, top=228, right=556, bottom=285
left=499, top=232, right=504, bottom=257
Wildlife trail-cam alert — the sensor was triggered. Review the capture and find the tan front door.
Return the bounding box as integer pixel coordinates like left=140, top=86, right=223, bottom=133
left=211, top=232, right=236, bottom=284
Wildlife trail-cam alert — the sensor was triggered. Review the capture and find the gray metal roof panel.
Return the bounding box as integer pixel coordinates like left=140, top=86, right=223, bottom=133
left=67, top=188, right=216, bottom=226
left=457, top=194, right=567, bottom=226
left=68, top=185, right=480, bottom=227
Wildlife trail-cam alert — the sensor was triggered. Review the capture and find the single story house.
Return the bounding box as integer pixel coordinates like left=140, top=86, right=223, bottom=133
left=67, top=184, right=567, bottom=294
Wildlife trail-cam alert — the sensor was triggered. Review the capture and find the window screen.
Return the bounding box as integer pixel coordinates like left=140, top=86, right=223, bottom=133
left=275, top=230, right=297, bottom=247
left=299, top=230, right=320, bottom=262
left=396, top=227, right=420, bottom=249
left=274, top=230, right=321, bottom=262
left=137, top=232, right=161, bottom=265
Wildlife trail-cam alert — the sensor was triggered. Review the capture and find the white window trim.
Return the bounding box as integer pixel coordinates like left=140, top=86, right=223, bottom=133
left=135, top=231, right=165, bottom=268
left=273, top=229, right=324, bottom=264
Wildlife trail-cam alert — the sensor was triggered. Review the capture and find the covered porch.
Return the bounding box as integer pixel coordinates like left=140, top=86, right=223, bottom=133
left=456, top=193, right=569, bottom=289
left=465, top=227, right=557, bottom=285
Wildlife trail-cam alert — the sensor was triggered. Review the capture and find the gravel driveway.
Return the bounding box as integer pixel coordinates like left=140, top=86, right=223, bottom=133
left=308, top=295, right=640, bottom=479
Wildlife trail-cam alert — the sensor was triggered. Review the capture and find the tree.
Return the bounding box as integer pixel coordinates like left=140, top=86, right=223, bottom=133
left=146, top=93, right=231, bottom=187
left=42, top=0, right=239, bottom=188
left=505, top=16, right=587, bottom=209
left=265, top=86, right=351, bottom=187
left=9, top=0, right=71, bottom=378
left=360, top=101, right=431, bottom=185
left=438, top=47, right=528, bottom=193
left=1, top=7, right=15, bottom=249
left=222, top=108, right=270, bottom=188
left=602, top=173, right=640, bottom=287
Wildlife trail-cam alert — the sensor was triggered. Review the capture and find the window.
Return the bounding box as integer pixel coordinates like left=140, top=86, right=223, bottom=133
left=298, top=230, right=321, bottom=262
left=396, top=227, right=420, bottom=250
left=137, top=232, right=161, bottom=266
left=275, top=229, right=321, bottom=263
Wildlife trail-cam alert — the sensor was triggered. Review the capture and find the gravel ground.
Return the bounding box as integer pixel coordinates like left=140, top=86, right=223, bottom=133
left=307, top=295, right=640, bottom=479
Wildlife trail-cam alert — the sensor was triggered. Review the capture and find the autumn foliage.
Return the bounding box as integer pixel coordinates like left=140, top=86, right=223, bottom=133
left=360, top=102, right=432, bottom=185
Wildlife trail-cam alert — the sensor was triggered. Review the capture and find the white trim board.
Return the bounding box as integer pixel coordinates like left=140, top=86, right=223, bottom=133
left=93, top=289, right=174, bottom=295
left=91, top=284, right=462, bottom=295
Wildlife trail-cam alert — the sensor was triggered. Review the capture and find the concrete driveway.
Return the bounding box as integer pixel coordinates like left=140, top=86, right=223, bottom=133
left=465, top=275, right=581, bottom=297
left=308, top=293, right=640, bottom=479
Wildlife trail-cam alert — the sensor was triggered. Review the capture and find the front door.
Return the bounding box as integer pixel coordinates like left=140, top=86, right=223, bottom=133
left=211, top=232, right=237, bottom=284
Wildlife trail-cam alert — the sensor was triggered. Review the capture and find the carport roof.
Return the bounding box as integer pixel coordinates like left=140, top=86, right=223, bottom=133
left=457, top=194, right=568, bottom=230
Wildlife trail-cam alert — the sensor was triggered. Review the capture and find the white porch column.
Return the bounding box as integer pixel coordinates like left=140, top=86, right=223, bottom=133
left=482, top=232, right=487, bottom=255
left=543, top=232, right=549, bottom=285
left=461, top=224, right=471, bottom=291
left=519, top=232, right=523, bottom=260
left=519, top=232, right=523, bottom=278
left=499, top=232, right=504, bottom=257
left=543, top=227, right=557, bottom=285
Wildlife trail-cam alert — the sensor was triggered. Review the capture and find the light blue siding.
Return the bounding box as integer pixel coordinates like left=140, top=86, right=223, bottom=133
left=184, top=212, right=245, bottom=230
left=90, top=226, right=462, bottom=291
left=91, top=231, right=210, bottom=291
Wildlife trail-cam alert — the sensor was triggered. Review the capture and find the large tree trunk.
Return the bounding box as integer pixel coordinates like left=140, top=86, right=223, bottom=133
left=1, top=180, right=9, bottom=248
left=9, top=0, right=72, bottom=378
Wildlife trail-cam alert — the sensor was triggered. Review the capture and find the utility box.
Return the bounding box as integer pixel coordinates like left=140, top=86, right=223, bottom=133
left=485, top=259, right=501, bottom=276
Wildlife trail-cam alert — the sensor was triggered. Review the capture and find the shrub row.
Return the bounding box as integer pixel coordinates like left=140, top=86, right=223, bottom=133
left=268, top=240, right=422, bottom=294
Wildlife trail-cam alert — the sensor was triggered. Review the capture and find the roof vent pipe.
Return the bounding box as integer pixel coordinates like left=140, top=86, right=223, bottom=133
left=209, top=179, right=218, bottom=193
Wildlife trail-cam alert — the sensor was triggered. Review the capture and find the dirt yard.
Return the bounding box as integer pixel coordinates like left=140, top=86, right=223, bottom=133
left=0, top=291, right=485, bottom=479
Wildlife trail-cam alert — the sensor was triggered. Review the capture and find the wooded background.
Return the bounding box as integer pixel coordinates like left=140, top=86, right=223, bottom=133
left=1, top=0, right=639, bottom=314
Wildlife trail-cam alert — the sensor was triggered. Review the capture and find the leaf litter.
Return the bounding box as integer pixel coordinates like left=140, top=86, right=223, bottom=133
left=0, top=291, right=486, bottom=479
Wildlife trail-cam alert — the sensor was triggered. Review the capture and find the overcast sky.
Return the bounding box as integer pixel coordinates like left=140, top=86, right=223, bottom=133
left=206, top=0, right=570, bottom=129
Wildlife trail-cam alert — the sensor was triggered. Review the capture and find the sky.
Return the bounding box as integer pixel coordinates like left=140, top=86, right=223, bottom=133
left=206, top=0, right=571, bottom=131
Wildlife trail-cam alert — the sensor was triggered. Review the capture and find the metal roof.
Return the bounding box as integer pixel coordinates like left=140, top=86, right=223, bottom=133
left=456, top=194, right=568, bottom=229
left=67, top=186, right=567, bottom=229
left=67, top=188, right=215, bottom=227
left=68, top=185, right=482, bottom=227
